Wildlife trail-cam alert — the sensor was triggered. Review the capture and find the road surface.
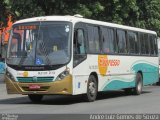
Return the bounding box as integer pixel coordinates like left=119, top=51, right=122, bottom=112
left=0, top=82, right=160, bottom=114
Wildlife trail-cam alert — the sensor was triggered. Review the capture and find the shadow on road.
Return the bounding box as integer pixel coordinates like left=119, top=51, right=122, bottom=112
left=0, top=90, right=151, bottom=105
left=97, top=90, right=151, bottom=101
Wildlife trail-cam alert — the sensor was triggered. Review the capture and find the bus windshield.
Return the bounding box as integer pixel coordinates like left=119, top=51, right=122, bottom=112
left=7, top=22, right=71, bottom=67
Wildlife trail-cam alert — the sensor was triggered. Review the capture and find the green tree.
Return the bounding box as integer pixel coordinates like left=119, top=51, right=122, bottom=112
left=136, top=0, right=160, bottom=35
left=8, top=0, right=104, bottom=20
left=8, top=0, right=45, bottom=20
left=1, top=0, right=160, bottom=35
left=95, top=0, right=139, bottom=25
left=0, top=0, right=8, bottom=28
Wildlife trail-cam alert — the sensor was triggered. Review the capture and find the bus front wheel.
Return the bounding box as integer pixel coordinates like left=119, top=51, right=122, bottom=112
left=85, top=75, right=98, bottom=102
left=28, top=94, right=43, bottom=103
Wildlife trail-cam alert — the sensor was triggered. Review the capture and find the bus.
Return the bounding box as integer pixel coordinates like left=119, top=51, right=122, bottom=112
left=5, top=15, right=159, bottom=102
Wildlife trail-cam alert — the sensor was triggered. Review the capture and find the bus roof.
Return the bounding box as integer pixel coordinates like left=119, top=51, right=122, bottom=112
left=14, top=15, right=157, bottom=35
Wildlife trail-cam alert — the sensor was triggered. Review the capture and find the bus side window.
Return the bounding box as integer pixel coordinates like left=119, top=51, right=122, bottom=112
left=87, top=25, right=100, bottom=54
left=128, top=31, right=139, bottom=54
left=149, top=35, right=155, bottom=55
left=73, top=28, right=86, bottom=67
left=74, top=29, right=85, bottom=54
left=144, top=34, right=150, bottom=55
left=139, top=33, right=146, bottom=55
left=101, top=27, right=115, bottom=54
left=149, top=34, right=158, bottom=56
left=117, top=29, right=128, bottom=54
left=154, top=35, right=158, bottom=55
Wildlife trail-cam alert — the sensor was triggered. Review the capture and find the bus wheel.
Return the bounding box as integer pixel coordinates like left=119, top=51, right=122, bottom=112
left=85, top=75, right=98, bottom=102
left=133, top=73, right=143, bottom=95
left=28, top=94, right=43, bottom=103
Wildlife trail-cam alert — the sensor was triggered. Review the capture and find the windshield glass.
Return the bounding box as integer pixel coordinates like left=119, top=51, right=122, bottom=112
left=7, top=22, right=71, bottom=66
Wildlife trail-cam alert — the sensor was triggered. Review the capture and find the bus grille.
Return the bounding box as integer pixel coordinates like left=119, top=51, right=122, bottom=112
left=17, top=77, right=54, bottom=83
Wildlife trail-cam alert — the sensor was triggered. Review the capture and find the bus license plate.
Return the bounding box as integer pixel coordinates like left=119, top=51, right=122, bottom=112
left=29, top=85, right=41, bottom=90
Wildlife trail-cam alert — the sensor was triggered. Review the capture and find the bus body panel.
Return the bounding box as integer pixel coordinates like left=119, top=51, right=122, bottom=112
left=5, top=74, right=73, bottom=95
left=5, top=65, right=74, bottom=95
left=73, top=54, right=158, bottom=94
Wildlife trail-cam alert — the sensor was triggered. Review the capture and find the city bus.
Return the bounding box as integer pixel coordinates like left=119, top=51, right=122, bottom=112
left=5, top=15, right=158, bottom=102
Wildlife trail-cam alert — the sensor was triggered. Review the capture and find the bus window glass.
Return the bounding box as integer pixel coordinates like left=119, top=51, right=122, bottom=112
left=128, top=32, right=139, bottom=54
left=117, top=29, right=127, bottom=53
left=144, top=34, right=149, bottom=54
left=101, top=27, right=115, bottom=53
left=74, top=29, right=85, bottom=54
left=7, top=22, right=71, bottom=66
left=88, top=25, right=100, bottom=53
left=73, top=28, right=86, bottom=67
left=149, top=35, right=155, bottom=55
left=10, top=30, right=22, bottom=56
left=154, top=35, right=158, bottom=55
left=140, top=33, right=146, bottom=54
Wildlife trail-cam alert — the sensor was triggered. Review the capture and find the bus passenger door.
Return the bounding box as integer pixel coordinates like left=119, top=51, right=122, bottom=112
left=73, top=23, right=89, bottom=95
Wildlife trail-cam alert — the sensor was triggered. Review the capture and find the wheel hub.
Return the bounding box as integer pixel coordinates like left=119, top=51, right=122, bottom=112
left=89, top=82, right=96, bottom=96
left=137, top=80, right=142, bottom=92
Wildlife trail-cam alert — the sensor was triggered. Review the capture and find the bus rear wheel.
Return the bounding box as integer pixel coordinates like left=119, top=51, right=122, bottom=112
left=28, top=94, right=43, bottom=103
left=133, top=73, right=143, bottom=95
left=85, top=75, right=98, bottom=102
left=124, top=73, right=143, bottom=95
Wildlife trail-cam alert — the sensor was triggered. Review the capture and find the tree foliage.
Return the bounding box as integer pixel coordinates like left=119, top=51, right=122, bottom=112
left=0, top=0, right=8, bottom=28
left=136, top=0, right=160, bottom=35
left=1, top=0, right=160, bottom=35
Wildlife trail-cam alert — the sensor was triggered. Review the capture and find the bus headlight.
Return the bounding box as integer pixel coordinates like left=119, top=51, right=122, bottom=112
left=5, top=69, right=15, bottom=81
left=56, top=70, right=69, bottom=81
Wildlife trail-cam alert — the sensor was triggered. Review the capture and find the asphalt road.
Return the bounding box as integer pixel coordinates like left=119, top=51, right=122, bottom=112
left=0, top=82, right=160, bottom=115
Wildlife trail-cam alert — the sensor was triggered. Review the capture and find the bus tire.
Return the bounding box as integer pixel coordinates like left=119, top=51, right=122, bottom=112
left=85, top=75, right=98, bottom=102
left=28, top=94, right=43, bottom=103
left=133, top=73, right=143, bottom=95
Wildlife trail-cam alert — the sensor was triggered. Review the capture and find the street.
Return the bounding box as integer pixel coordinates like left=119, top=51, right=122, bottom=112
left=0, top=82, right=160, bottom=114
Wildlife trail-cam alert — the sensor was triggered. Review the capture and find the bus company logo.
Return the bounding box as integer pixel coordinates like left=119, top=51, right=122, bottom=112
left=98, top=55, right=120, bottom=75
left=23, top=71, right=28, bottom=77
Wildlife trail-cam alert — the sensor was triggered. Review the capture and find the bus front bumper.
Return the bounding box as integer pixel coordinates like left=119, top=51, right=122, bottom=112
left=5, top=75, right=73, bottom=95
